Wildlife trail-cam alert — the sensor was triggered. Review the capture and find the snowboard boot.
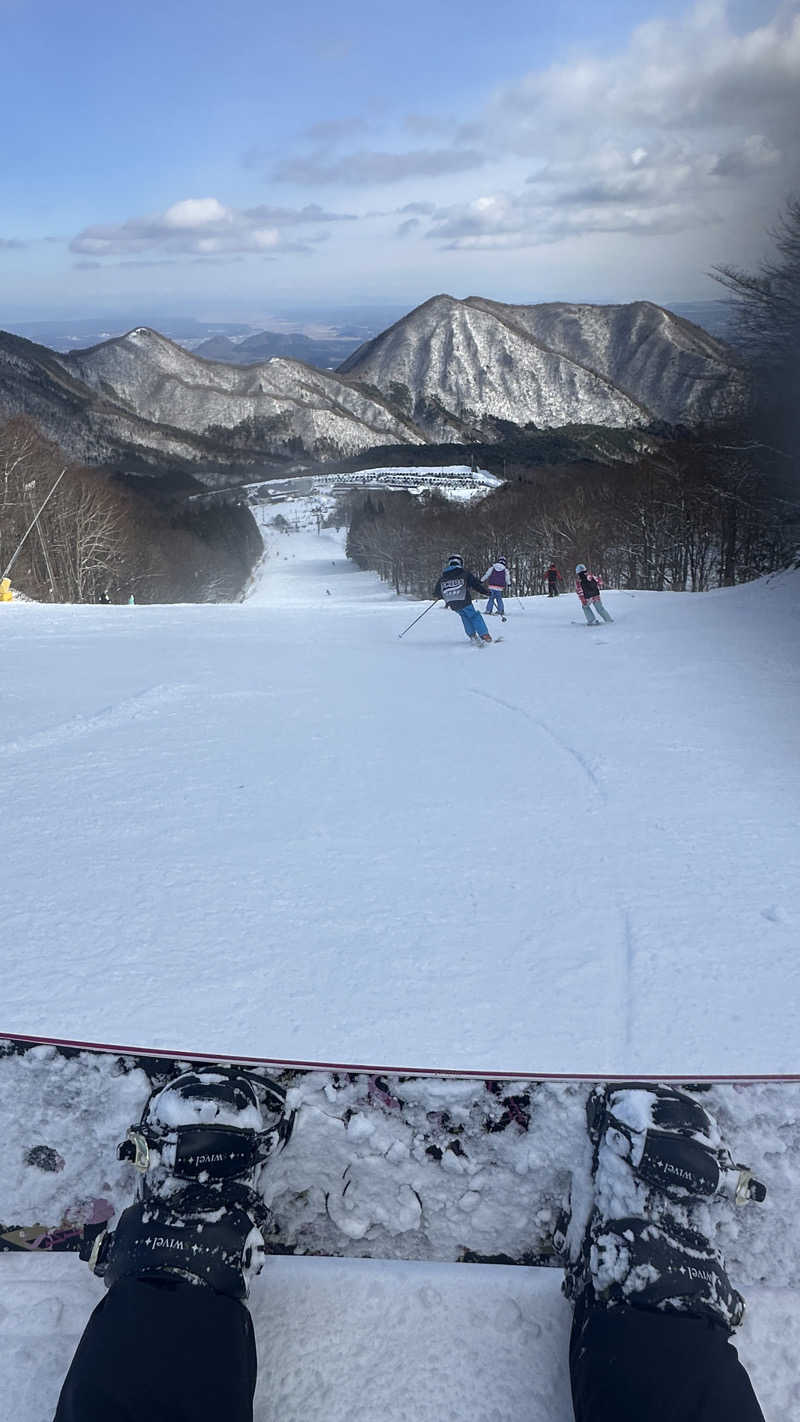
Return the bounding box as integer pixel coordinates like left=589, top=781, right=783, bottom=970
left=562, top=1082, right=765, bottom=1331
left=117, top=1067, right=293, bottom=1201
left=480, top=633, right=493, bottom=643
left=585, top=1082, right=766, bottom=1206
left=83, top=1180, right=270, bottom=1299
left=83, top=1069, right=294, bottom=1299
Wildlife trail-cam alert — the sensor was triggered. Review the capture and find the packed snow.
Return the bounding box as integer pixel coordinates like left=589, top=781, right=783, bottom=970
left=1, top=494, right=799, bottom=1419
left=2, top=498, right=798, bottom=1073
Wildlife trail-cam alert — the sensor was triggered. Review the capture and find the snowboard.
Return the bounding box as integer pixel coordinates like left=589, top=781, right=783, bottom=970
left=2, top=1032, right=797, bottom=1286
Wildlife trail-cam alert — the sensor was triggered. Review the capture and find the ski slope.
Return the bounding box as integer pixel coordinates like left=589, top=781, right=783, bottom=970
left=1, top=498, right=799, bottom=1420
left=2, top=501, right=798, bottom=1074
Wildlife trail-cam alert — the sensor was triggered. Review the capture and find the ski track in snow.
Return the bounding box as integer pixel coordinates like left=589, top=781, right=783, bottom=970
left=0, top=683, right=192, bottom=757
left=467, top=686, right=607, bottom=800
left=466, top=688, right=638, bottom=1054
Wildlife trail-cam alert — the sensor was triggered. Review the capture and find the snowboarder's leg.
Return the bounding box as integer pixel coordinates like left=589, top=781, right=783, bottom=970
left=563, top=1083, right=766, bottom=1422
left=594, top=599, right=613, bottom=623
left=54, top=1276, right=257, bottom=1422
left=54, top=1069, right=289, bottom=1422
left=581, top=603, right=599, bottom=624
left=496, top=593, right=505, bottom=615
left=569, top=1295, right=764, bottom=1422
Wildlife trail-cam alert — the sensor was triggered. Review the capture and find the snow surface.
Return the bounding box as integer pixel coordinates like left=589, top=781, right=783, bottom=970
left=1, top=494, right=799, bottom=1419
left=2, top=499, right=798, bottom=1074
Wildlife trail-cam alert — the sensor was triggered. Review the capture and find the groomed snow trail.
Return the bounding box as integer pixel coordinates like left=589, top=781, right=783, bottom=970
left=1, top=502, right=798, bottom=1073
left=1, top=500, right=799, bottom=1422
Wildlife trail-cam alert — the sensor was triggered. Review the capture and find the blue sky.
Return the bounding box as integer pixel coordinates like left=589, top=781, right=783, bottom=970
left=1, top=0, right=798, bottom=320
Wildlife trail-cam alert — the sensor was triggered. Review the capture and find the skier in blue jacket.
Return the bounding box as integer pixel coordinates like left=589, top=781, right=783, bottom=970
left=433, top=555, right=494, bottom=645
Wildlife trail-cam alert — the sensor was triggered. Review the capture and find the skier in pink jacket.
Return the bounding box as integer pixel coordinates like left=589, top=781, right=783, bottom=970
left=575, top=565, right=613, bottom=625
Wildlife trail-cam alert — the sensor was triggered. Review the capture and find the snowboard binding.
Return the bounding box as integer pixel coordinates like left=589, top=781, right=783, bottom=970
left=562, top=1082, right=766, bottom=1330
left=83, top=1181, right=271, bottom=1300
left=84, top=1068, right=294, bottom=1299
left=117, top=1068, right=294, bottom=1195
left=586, top=1082, right=767, bottom=1206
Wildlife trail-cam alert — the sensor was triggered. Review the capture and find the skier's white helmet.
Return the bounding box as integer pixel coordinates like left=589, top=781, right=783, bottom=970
left=575, top=564, right=587, bottom=573
left=447, top=554, right=464, bottom=568
left=498, top=557, right=507, bottom=566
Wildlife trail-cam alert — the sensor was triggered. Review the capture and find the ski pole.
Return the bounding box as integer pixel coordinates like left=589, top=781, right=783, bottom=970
left=398, top=599, right=439, bottom=638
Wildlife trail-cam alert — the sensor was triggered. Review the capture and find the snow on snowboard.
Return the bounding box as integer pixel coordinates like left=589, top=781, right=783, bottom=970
left=1, top=1034, right=797, bottom=1292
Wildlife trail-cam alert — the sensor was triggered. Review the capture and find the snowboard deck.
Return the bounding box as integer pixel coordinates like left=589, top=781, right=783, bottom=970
left=2, top=1033, right=798, bottom=1281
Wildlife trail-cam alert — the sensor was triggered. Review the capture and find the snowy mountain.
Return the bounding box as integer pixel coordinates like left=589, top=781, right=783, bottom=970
left=0, top=296, right=747, bottom=486
left=63, top=326, right=425, bottom=458
left=194, top=329, right=361, bottom=368
left=0, top=327, right=248, bottom=480
left=0, top=326, right=424, bottom=483
left=338, top=295, right=748, bottom=435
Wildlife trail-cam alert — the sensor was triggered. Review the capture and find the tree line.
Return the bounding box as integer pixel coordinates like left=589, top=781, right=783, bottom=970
left=0, top=417, right=261, bottom=603
left=342, top=431, right=793, bottom=599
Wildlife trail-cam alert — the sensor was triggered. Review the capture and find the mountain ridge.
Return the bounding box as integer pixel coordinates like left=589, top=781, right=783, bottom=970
left=0, top=295, right=750, bottom=488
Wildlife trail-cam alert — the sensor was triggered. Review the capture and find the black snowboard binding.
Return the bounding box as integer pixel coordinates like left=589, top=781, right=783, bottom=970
left=82, top=1068, right=294, bottom=1299
left=561, top=1082, right=766, bottom=1330
left=585, top=1082, right=766, bottom=1205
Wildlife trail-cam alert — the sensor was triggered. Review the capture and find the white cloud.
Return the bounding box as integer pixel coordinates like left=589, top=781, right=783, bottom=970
left=70, top=198, right=356, bottom=259
left=484, top=1, right=800, bottom=148
left=414, top=3, right=800, bottom=253
left=163, top=198, right=230, bottom=229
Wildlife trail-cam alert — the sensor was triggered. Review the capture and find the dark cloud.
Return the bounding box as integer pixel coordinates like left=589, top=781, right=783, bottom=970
left=241, top=202, right=357, bottom=226
left=272, top=147, right=487, bottom=186
left=710, top=135, right=782, bottom=178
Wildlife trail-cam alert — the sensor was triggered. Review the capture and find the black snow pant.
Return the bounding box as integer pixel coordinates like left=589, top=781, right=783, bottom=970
left=53, top=1276, right=258, bottom=1422
left=569, top=1299, right=765, bottom=1422
left=548, top=582, right=559, bottom=596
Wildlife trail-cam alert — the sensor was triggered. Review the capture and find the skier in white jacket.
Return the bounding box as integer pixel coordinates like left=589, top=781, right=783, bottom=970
left=482, top=557, right=511, bottom=617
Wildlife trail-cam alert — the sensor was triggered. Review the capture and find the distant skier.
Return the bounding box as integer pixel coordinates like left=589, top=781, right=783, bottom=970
left=434, top=555, right=493, bottom=645
left=481, top=556, right=511, bottom=617
left=575, top=565, right=613, bottom=625
left=545, top=563, right=564, bottom=597
left=53, top=1069, right=292, bottom=1422
left=561, top=1082, right=766, bottom=1422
